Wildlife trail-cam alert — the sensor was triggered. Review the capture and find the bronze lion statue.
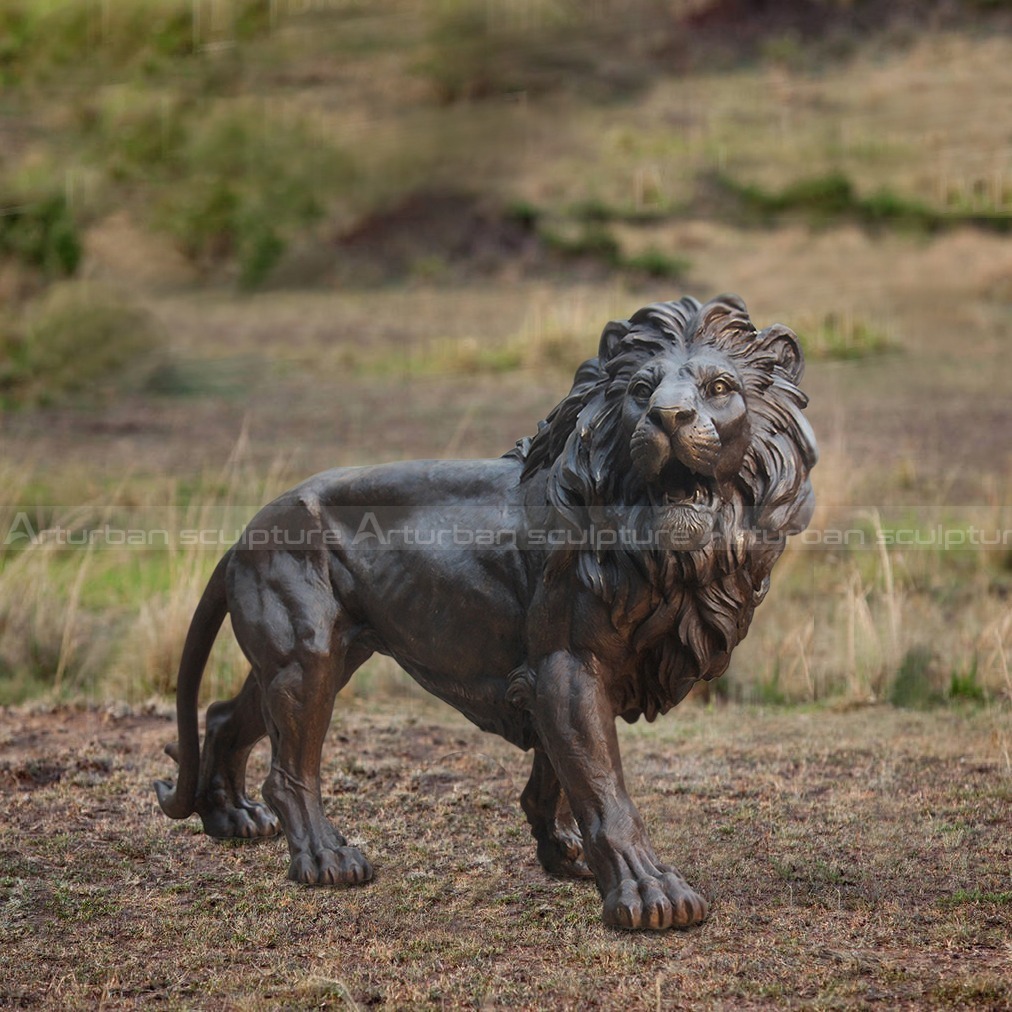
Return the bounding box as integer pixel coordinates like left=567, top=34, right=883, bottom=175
left=156, top=294, right=817, bottom=931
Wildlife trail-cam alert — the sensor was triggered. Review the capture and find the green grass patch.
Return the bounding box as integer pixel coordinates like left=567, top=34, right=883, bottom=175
left=944, top=889, right=1012, bottom=906
left=541, top=221, right=622, bottom=263
left=0, top=0, right=272, bottom=87
left=363, top=318, right=595, bottom=378
left=0, top=668, right=59, bottom=707
left=886, top=644, right=993, bottom=710
left=947, top=661, right=987, bottom=703
left=717, top=171, right=1012, bottom=234
left=620, top=246, right=690, bottom=279
left=396, top=338, right=524, bottom=376
left=567, top=197, right=679, bottom=225
left=539, top=220, right=689, bottom=279
left=793, top=312, right=896, bottom=361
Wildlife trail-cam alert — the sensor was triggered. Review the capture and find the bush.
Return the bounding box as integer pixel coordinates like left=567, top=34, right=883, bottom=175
left=889, top=646, right=945, bottom=709
left=0, top=282, right=163, bottom=407
left=0, top=0, right=273, bottom=86
left=0, top=191, right=82, bottom=278
left=542, top=222, right=621, bottom=264
left=417, top=0, right=671, bottom=104
left=726, top=172, right=857, bottom=225
left=92, top=96, right=355, bottom=287
left=621, top=247, right=690, bottom=279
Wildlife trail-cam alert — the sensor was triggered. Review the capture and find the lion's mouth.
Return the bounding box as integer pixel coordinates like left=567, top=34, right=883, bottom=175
left=648, top=459, right=719, bottom=551
left=658, top=459, right=716, bottom=510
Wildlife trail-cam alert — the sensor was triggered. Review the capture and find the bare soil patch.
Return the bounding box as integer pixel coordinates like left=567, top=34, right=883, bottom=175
left=2, top=702, right=1009, bottom=1009
left=334, top=190, right=547, bottom=285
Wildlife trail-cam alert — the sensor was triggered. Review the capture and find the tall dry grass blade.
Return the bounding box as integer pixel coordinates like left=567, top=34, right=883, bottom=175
left=52, top=539, right=94, bottom=693
left=844, top=566, right=882, bottom=702
left=845, top=569, right=858, bottom=696
left=868, top=510, right=901, bottom=665
left=983, top=613, right=1012, bottom=701
left=797, top=616, right=816, bottom=701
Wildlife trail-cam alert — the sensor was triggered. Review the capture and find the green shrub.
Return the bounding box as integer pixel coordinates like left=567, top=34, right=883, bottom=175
left=571, top=197, right=613, bottom=224
left=417, top=0, right=667, bottom=104
left=158, top=105, right=350, bottom=287
left=91, top=96, right=355, bottom=287
left=505, top=201, right=541, bottom=228
left=727, top=172, right=857, bottom=224
left=96, top=95, right=190, bottom=184
left=542, top=222, right=621, bottom=264
left=889, top=646, right=944, bottom=709
left=859, top=188, right=938, bottom=231
left=0, top=282, right=163, bottom=407
left=0, top=0, right=274, bottom=86
left=621, top=247, right=690, bottom=279
left=0, top=192, right=82, bottom=278
left=783, top=174, right=857, bottom=217
left=418, top=0, right=575, bottom=103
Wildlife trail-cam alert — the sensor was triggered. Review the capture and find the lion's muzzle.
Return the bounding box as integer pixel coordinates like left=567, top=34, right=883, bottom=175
left=631, top=389, right=732, bottom=551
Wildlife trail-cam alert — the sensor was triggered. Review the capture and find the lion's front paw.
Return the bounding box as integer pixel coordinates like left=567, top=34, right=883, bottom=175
left=288, top=845, right=373, bottom=887
left=602, top=873, right=708, bottom=930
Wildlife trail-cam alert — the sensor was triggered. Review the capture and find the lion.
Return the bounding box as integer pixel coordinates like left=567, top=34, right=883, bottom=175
left=156, top=294, right=817, bottom=931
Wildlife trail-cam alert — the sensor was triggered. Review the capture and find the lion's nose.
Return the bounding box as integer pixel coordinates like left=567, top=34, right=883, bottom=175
left=649, top=404, right=697, bottom=434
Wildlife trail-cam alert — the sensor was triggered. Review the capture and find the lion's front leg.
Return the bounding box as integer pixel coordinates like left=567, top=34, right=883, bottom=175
left=530, top=651, right=708, bottom=931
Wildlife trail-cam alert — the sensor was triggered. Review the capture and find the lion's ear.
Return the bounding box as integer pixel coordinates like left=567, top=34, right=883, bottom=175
left=598, top=319, right=630, bottom=362
left=757, top=324, right=805, bottom=383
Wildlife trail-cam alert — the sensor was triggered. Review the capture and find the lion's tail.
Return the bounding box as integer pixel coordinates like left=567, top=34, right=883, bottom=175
left=153, top=551, right=231, bottom=819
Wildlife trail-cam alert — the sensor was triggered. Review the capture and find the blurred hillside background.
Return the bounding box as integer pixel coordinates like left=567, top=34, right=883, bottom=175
left=0, top=0, right=1009, bottom=712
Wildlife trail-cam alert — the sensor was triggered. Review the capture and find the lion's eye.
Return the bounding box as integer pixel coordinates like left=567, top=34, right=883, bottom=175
left=630, top=379, right=654, bottom=402
left=709, top=379, right=733, bottom=397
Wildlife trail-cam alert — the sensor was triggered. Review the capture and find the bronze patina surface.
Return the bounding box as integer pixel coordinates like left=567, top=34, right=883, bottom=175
left=156, top=294, right=817, bottom=931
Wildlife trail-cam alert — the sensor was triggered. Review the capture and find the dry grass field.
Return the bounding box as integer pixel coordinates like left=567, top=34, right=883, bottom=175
left=1, top=2, right=1010, bottom=1007
left=1, top=700, right=1010, bottom=1009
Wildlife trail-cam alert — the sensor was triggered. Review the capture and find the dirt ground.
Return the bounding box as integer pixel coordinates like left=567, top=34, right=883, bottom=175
left=1, top=700, right=1009, bottom=1009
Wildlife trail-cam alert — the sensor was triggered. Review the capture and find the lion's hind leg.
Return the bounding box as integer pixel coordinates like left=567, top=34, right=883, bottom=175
left=184, top=669, right=280, bottom=840
left=259, top=652, right=373, bottom=886
left=227, top=548, right=373, bottom=886
left=521, top=748, right=593, bottom=880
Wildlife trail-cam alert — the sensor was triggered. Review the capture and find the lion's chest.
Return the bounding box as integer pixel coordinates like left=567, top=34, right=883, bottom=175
left=608, top=565, right=763, bottom=720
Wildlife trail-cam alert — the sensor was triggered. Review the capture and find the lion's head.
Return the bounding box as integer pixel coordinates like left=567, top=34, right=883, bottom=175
left=620, top=316, right=755, bottom=551
left=512, top=294, right=818, bottom=716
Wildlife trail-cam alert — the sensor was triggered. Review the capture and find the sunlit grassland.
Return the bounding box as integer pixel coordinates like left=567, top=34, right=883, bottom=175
left=1, top=436, right=1009, bottom=710
left=526, top=33, right=1012, bottom=219
left=0, top=446, right=283, bottom=706
left=0, top=4, right=1009, bottom=717
left=3, top=6, right=1009, bottom=300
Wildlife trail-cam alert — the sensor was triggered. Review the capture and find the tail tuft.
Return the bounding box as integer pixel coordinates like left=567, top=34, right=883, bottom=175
left=153, top=550, right=231, bottom=824
left=154, top=778, right=193, bottom=819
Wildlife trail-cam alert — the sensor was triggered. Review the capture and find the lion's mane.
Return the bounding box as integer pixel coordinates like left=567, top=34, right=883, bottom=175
left=510, top=295, right=818, bottom=720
